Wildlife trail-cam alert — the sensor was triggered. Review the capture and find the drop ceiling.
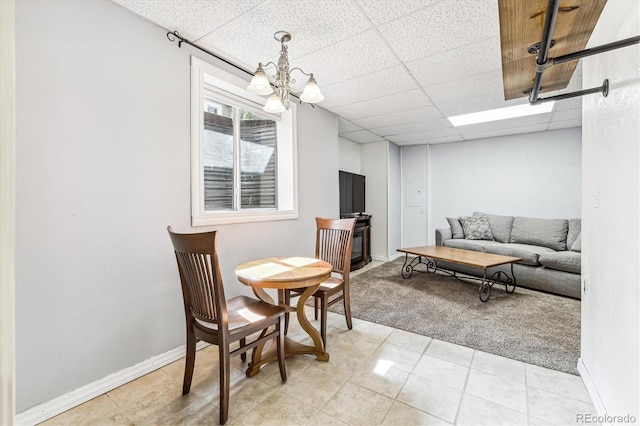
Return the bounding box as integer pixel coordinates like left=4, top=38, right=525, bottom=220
left=111, top=0, right=586, bottom=146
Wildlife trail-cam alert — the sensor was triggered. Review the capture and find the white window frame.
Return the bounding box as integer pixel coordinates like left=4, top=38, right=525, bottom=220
left=191, top=56, right=298, bottom=226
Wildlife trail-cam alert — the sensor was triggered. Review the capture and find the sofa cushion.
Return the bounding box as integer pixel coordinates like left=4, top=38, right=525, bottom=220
left=510, top=217, right=569, bottom=251
left=473, top=211, right=514, bottom=243
left=447, top=217, right=465, bottom=239
left=539, top=251, right=581, bottom=274
left=483, top=243, right=555, bottom=266
left=571, top=233, right=582, bottom=252
left=567, top=218, right=581, bottom=249
left=459, top=215, right=494, bottom=240
left=444, top=239, right=498, bottom=252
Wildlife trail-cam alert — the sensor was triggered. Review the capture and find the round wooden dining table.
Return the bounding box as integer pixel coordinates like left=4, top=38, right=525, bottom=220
left=235, top=256, right=333, bottom=377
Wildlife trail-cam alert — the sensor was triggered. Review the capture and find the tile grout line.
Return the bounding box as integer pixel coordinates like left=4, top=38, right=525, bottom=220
left=453, top=349, right=476, bottom=425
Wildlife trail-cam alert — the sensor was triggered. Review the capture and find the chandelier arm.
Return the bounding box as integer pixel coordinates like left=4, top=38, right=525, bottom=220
left=260, top=61, right=278, bottom=70
left=288, top=67, right=313, bottom=77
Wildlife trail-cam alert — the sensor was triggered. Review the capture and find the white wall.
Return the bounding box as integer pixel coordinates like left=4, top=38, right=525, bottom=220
left=400, top=145, right=428, bottom=247
left=338, top=137, right=361, bottom=174
left=426, top=128, right=582, bottom=244
left=387, top=143, right=401, bottom=258
left=580, top=0, right=639, bottom=418
left=0, top=1, right=16, bottom=423
left=361, top=141, right=388, bottom=260
left=15, top=0, right=339, bottom=412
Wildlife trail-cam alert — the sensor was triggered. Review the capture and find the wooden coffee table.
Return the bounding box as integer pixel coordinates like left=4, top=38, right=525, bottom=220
left=396, top=246, right=522, bottom=302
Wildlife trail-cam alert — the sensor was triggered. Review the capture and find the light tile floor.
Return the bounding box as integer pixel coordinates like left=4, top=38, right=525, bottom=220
left=41, top=262, right=595, bottom=425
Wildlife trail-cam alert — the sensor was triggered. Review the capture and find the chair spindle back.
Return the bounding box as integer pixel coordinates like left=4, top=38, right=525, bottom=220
left=168, top=227, right=226, bottom=325
left=315, top=218, right=356, bottom=274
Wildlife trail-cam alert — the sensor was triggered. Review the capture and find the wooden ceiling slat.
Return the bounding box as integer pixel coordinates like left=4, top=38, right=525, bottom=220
left=498, top=0, right=607, bottom=101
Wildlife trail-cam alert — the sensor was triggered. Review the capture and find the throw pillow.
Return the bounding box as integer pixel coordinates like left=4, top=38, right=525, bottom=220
left=571, top=233, right=582, bottom=252
left=447, top=217, right=464, bottom=239
left=459, top=215, right=494, bottom=240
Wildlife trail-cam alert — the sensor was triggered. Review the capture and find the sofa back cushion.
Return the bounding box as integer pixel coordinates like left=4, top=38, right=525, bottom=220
left=510, top=217, right=569, bottom=251
left=473, top=211, right=514, bottom=243
left=566, top=218, right=581, bottom=249
left=447, top=217, right=465, bottom=239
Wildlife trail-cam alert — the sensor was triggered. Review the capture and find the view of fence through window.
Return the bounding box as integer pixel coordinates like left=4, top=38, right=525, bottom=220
left=202, top=99, right=277, bottom=211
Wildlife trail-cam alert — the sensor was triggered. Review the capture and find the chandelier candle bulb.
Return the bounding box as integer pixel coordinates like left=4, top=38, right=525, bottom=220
left=263, top=93, right=286, bottom=114
left=300, top=75, right=325, bottom=104
left=246, top=64, right=274, bottom=96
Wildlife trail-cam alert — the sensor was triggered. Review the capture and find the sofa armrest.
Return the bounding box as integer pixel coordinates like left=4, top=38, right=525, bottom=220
left=436, top=228, right=452, bottom=246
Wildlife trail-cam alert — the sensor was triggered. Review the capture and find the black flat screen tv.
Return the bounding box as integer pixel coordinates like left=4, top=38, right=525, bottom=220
left=339, top=170, right=366, bottom=216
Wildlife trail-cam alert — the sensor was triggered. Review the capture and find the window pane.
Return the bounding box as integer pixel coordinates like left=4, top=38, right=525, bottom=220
left=203, top=100, right=234, bottom=211
left=239, top=110, right=277, bottom=209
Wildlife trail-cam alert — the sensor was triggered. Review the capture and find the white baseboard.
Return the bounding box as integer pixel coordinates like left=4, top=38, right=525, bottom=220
left=388, top=252, right=403, bottom=261
left=15, top=341, right=210, bottom=426
left=577, top=357, right=607, bottom=419
left=371, top=253, right=403, bottom=263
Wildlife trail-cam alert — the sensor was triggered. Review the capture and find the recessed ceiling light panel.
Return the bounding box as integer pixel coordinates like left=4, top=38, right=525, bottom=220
left=447, top=102, right=555, bottom=127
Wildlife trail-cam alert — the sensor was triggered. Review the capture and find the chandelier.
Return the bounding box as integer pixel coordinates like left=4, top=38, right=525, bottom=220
left=247, top=31, right=324, bottom=114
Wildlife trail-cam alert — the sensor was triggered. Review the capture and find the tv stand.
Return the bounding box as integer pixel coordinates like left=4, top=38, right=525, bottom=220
left=343, top=214, right=371, bottom=271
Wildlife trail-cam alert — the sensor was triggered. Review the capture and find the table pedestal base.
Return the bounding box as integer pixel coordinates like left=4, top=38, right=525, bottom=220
left=246, top=284, right=329, bottom=377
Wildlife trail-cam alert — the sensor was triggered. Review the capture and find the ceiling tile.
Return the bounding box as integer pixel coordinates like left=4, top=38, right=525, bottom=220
left=548, top=119, right=582, bottom=130
left=198, top=0, right=371, bottom=71
left=423, top=70, right=504, bottom=105
left=319, top=65, right=418, bottom=108
left=394, top=134, right=463, bottom=146
left=340, top=129, right=386, bottom=143
left=370, top=118, right=452, bottom=137
left=378, top=0, right=499, bottom=62
left=460, top=123, right=550, bottom=140
left=111, top=0, right=263, bottom=40
left=357, top=0, right=437, bottom=25
left=552, top=108, right=581, bottom=122
left=291, top=29, right=399, bottom=87
left=330, top=89, right=432, bottom=120
left=338, top=117, right=362, bottom=133
left=406, top=37, right=502, bottom=87
left=426, top=135, right=465, bottom=144
left=352, top=106, right=442, bottom=129
left=387, top=127, right=459, bottom=143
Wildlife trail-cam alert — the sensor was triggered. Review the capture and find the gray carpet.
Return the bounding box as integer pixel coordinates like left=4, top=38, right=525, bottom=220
left=330, top=258, right=581, bottom=375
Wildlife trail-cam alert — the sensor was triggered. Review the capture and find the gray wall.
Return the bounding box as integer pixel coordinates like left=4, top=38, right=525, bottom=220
left=338, top=137, right=362, bottom=174
left=361, top=141, right=389, bottom=260
left=424, top=128, right=582, bottom=244
left=581, top=0, right=639, bottom=417
left=15, top=0, right=338, bottom=412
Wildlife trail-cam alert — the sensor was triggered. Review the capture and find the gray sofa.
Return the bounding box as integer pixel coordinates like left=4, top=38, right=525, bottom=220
left=435, top=212, right=581, bottom=299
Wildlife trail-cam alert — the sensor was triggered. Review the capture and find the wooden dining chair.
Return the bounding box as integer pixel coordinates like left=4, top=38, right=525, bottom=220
left=167, top=226, right=287, bottom=425
left=284, top=217, right=356, bottom=346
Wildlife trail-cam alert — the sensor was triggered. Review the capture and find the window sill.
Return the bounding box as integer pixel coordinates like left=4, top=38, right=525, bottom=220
left=192, top=210, right=299, bottom=226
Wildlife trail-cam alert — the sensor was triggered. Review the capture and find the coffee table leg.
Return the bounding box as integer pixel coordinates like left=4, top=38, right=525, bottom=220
left=401, top=253, right=414, bottom=278
left=505, top=263, right=516, bottom=294
left=401, top=255, right=437, bottom=278
left=479, top=270, right=492, bottom=302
